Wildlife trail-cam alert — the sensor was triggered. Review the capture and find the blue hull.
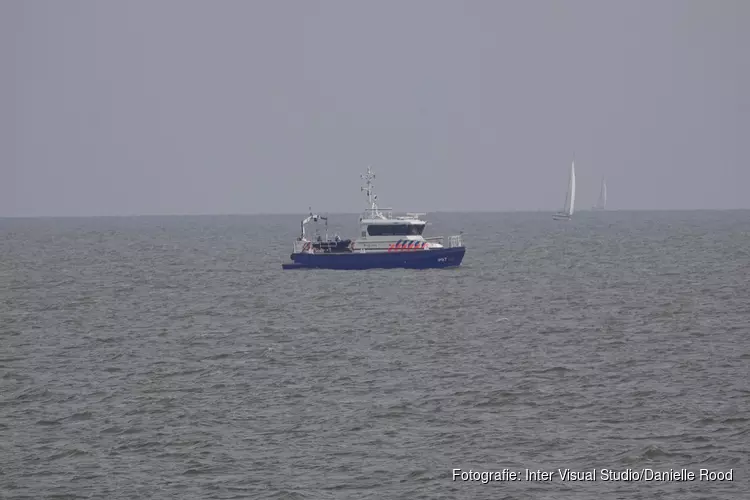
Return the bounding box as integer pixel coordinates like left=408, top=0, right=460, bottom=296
left=282, top=247, right=465, bottom=270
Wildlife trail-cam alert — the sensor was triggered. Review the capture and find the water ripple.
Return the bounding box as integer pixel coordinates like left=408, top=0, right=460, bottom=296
left=1, top=212, right=748, bottom=499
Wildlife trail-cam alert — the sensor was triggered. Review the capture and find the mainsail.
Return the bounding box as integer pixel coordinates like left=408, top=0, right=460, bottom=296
left=564, top=161, right=576, bottom=216
left=595, top=178, right=607, bottom=210
left=553, top=160, right=576, bottom=220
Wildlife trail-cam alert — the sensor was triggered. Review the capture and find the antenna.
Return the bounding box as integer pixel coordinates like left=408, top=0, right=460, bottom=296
left=360, top=165, right=378, bottom=212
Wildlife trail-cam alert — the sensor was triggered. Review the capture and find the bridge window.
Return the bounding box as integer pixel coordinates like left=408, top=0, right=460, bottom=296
left=367, top=224, right=425, bottom=236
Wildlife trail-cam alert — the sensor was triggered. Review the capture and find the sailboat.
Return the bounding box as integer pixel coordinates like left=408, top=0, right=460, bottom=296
left=553, top=160, right=576, bottom=220
left=593, top=177, right=607, bottom=210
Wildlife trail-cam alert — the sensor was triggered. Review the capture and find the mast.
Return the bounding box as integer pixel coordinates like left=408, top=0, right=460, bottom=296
left=360, top=165, right=381, bottom=218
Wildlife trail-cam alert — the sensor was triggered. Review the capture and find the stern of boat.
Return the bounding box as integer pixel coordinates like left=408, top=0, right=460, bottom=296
left=293, top=239, right=310, bottom=253
left=448, top=234, right=464, bottom=249
left=424, top=233, right=464, bottom=249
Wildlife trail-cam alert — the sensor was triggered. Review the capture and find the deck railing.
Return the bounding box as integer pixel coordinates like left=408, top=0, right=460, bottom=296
left=426, top=235, right=464, bottom=248
left=362, top=208, right=393, bottom=219
left=448, top=234, right=463, bottom=248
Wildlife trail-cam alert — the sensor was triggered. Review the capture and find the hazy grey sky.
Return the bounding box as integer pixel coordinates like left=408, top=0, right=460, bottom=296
left=4, top=0, right=749, bottom=216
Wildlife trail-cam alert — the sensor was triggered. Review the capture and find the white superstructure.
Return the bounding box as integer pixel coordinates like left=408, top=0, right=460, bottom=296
left=350, top=166, right=451, bottom=252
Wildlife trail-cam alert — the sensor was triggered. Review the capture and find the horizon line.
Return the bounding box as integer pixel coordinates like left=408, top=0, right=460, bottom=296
left=2, top=207, right=750, bottom=219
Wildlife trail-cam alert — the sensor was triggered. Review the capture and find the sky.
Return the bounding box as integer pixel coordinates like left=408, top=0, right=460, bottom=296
left=3, top=0, right=749, bottom=216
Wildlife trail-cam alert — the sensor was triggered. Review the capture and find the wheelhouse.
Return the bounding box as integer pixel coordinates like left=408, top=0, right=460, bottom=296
left=365, top=221, right=425, bottom=237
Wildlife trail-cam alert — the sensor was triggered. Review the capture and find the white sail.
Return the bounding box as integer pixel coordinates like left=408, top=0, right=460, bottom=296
left=553, top=159, right=576, bottom=220
left=595, top=178, right=607, bottom=210
left=564, top=161, right=576, bottom=215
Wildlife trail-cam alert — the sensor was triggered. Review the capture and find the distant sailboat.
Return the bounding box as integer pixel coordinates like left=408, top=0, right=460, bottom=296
left=593, top=177, right=607, bottom=210
left=553, top=160, right=576, bottom=221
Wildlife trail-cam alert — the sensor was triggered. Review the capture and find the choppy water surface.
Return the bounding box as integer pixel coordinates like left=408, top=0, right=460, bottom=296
left=1, top=211, right=749, bottom=499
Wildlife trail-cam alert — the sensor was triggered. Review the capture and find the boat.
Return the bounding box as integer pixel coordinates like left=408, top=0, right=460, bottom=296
left=552, top=160, right=576, bottom=221
left=281, top=167, right=466, bottom=270
left=593, top=177, right=607, bottom=210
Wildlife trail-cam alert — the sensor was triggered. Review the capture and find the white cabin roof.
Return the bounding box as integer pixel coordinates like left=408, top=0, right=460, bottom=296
left=360, top=218, right=426, bottom=225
